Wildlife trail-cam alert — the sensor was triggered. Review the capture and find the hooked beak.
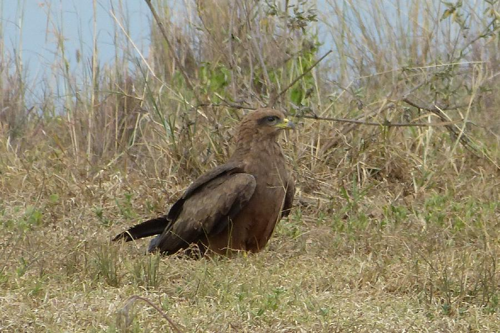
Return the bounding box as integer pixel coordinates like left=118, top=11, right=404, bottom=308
left=275, top=118, right=295, bottom=130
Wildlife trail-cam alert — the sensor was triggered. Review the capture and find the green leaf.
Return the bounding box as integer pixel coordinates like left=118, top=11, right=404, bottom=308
left=441, top=8, right=455, bottom=21
left=290, top=87, right=303, bottom=105
left=49, top=194, right=59, bottom=204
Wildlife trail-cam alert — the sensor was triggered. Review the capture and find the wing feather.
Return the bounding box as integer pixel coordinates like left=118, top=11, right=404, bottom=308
left=167, top=162, right=243, bottom=221
left=152, top=173, right=256, bottom=254
left=281, top=180, right=295, bottom=217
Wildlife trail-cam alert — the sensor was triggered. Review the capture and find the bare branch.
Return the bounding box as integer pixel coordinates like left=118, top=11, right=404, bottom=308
left=120, top=295, right=184, bottom=333
left=270, top=50, right=332, bottom=107
left=296, top=114, right=465, bottom=127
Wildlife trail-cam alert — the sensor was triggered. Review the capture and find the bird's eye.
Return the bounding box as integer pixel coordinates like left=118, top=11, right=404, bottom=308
left=257, top=115, right=281, bottom=126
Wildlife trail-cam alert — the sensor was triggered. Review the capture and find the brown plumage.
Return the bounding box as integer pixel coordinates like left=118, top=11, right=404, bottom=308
left=113, top=108, right=295, bottom=256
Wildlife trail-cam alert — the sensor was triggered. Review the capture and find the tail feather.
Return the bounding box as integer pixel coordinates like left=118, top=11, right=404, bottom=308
left=112, top=216, right=169, bottom=242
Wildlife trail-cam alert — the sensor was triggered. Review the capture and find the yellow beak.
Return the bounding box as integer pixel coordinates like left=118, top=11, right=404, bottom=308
left=275, top=118, right=295, bottom=130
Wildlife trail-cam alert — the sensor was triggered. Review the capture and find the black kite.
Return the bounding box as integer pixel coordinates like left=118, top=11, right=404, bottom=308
left=113, top=108, right=295, bottom=256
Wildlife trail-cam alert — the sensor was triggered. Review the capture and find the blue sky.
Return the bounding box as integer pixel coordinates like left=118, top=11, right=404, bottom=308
left=3, top=0, right=151, bottom=79
left=2, top=0, right=426, bottom=101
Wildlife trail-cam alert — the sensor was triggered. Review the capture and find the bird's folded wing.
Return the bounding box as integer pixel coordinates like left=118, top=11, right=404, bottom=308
left=153, top=172, right=256, bottom=253
left=167, top=162, right=243, bottom=221
left=282, top=180, right=295, bottom=217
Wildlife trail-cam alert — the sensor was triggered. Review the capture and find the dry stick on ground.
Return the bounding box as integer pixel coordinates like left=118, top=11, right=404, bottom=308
left=119, top=295, right=184, bottom=333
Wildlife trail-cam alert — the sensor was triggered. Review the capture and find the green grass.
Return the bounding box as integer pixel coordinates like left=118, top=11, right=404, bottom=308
left=1, top=0, right=500, bottom=331
left=0, top=158, right=498, bottom=331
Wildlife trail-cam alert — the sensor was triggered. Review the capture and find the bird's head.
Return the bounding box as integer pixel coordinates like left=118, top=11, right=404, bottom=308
left=231, top=108, right=295, bottom=161
left=237, top=108, right=295, bottom=141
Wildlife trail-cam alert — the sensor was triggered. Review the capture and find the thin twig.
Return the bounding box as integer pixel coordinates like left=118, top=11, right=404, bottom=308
left=196, top=101, right=256, bottom=110
left=296, top=114, right=465, bottom=127
left=403, top=97, right=474, bottom=144
left=122, top=295, right=184, bottom=333
left=402, top=98, right=466, bottom=113
left=270, top=50, right=332, bottom=107
left=144, top=0, right=196, bottom=96
left=247, top=4, right=272, bottom=93
left=109, top=6, right=160, bottom=81
left=403, top=97, right=500, bottom=170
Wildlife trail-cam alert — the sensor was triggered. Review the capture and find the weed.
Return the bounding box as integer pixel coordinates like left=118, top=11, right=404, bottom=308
left=131, top=253, right=161, bottom=289
left=91, top=245, right=121, bottom=287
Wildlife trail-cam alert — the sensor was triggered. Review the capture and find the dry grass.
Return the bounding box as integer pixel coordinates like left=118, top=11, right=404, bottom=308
left=1, top=0, right=500, bottom=331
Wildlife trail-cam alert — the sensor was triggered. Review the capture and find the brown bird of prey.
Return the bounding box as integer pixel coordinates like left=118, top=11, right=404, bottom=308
left=113, top=108, right=295, bottom=256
